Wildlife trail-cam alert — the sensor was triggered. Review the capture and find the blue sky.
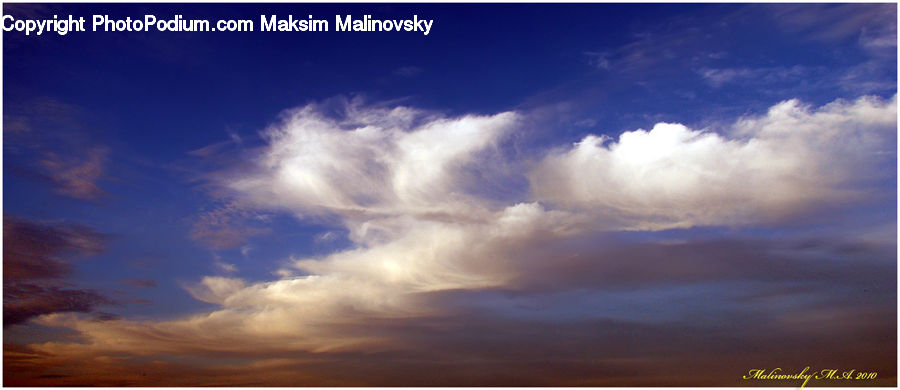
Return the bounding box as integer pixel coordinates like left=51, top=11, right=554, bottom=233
left=3, top=3, right=897, bottom=386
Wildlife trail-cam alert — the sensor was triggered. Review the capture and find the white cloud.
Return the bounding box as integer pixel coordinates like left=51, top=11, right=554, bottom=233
left=227, top=98, right=518, bottom=224
left=240, top=245, right=253, bottom=257
left=214, top=261, right=238, bottom=274
left=31, top=201, right=579, bottom=358
left=530, top=94, right=897, bottom=230
left=23, top=94, right=897, bottom=371
left=314, top=231, right=339, bottom=243
left=698, top=66, right=806, bottom=87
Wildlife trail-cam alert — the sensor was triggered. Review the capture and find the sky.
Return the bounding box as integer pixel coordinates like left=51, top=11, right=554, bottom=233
left=2, top=3, right=897, bottom=386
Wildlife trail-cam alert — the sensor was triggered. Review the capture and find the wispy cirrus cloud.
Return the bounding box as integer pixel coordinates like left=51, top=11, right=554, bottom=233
left=2, top=97, right=82, bottom=134
left=697, top=65, right=808, bottom=88
left=765, top=3, right=896, bottom=47
left=4, top=98, right=113, bottom=202
left=39, top=147, right=109, bottom=201
left=189, top=201, right=271, bottom=250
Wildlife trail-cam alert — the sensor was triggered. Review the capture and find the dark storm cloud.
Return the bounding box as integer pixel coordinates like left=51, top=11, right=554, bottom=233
left=3, top=216, right=112, bottom=326
left=4, top=216, right=106, bottom=280
left=3, top=284, right=112, bottom=327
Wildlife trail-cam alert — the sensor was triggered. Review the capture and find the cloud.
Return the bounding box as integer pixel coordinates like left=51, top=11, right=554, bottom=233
left=314, top=231, right=339, bottom=243
left=39, top=147, right=109, bottom=201
left=4, top=216, right=107, bottom=280
left=226, top=97, right=518, bottom=221
left=698, top=65, right=807, bottom=88
left=499, top=235, right=896, bottom=294
left=574, top=118, right=598, bottom=128
left=189, top=201, right=271, bottom=250
left=4, top=98, right=119, bottom=203
left=11, top=231, right=896, bottom=385
left=3, top=216, right=112, bottom=326
left=239, top=245, right=253, bottom=257
left=2, top=97, right=82, bottom=134
left=4, top=284, right=113, bottom=327
left=531, top=94, right=896, bottom=230
left=766, top=3, right=896, bottom=48
left=11, top=233, right=897, bottom=385
left=10, top=95, right=897, bottom=384
left=213, top=261, right=238, bottom=273
left=38, top=202, right=575, bottom=360
left=583, top=51, right=611, bottom=70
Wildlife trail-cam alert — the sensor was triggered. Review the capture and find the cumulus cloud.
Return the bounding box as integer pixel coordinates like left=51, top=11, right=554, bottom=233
left=11, top=95, right=897, bottom=384
left=226, top=97, right=519, bottom=222
left=531, top=94, right=896, bottom=230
